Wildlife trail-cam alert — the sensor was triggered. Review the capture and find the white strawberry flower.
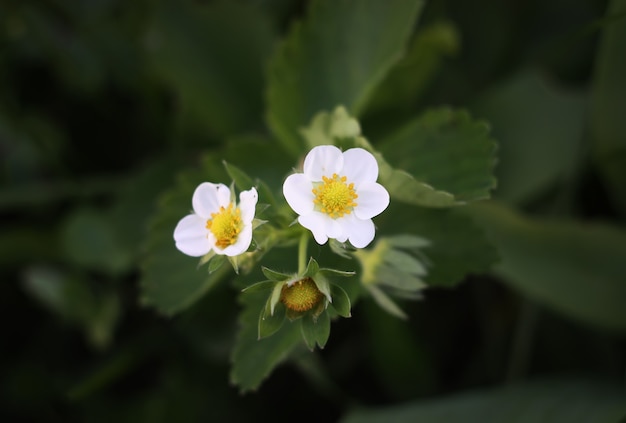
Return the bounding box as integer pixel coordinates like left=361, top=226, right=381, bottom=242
left=283, top=145, right=389, bottom=248
left=174, top=183, right=258, bottom=257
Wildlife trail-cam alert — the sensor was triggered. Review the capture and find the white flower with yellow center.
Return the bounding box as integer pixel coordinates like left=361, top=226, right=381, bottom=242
left=174, top=183, right=258, bottom=257
left=283, top=145, right=389, bottom=248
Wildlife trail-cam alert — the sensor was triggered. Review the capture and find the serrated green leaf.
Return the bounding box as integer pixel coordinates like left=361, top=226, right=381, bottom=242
left=267, top=0, right=424, bottom=156
left=149, top=0, right=274, bottom=137
left=301, top=106, right=493, bottom=208
left=223, top=161, right=254, bottom=191
left=231, top=291, right=302, bottom=392
left=259, top=299, right=286, bottom=339
left=470, top=201, right=626, bottom=331
left=140, top=155, right=231, bottom=315
left=340, top=378, right=626, bottom=423
left=334, top=128, right=459, bottom=208
left=366, top=284, right=407, bottom=320
left=379, top=108, right=497, bottom=206
left=330, top=284, right=351, bottom=318
left=261, top=266, right=292, bottom=282
left=380, top=166, right=457, bottom=207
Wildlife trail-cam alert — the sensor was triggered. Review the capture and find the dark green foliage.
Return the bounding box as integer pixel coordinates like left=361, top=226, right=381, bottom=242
left=2, top=0, right=625, bottom=421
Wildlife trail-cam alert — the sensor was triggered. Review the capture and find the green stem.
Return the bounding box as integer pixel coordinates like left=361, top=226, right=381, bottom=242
left=298, top=231, right=309, bottom=274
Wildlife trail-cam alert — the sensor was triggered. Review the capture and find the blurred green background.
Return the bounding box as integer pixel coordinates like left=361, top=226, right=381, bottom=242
left=2, top=0, right=625, bottom=421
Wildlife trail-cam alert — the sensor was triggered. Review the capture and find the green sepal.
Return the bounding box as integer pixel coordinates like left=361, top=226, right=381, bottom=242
left=384, top=250, right=427, bottom=277
left=197, top=251, right=216, bottom=268
left=259, top=299, right=286, bottom=339
left=252, top=217, right=268, bottom=230
left=286, top=307, right=304, bottom=321
left=319, top=268, right=356, bottom=277
left=377, top=266, right=427, bottom=291
left=269, top=281, right=284, bottom=315
left=227, top=255, right=240, bottom=274
left=207, top=254, right=226, bottom=274
left=262, top=267, right=292, bottom=282
left=311, top=298, right=328, bottom=319
left=329, top=239, right=353, bottom=259
left=241, top=280, right=276, bottom=293
left=386, top=287, right=424, bottom=300
left=366, top=284, right=408, bottom=320
left=301, top=311, right=331, bottom=350
left=223, top=160, right=254, bottom=191
left=302, top=257, right=319, bottom=278
left=386, top=234, right=431, bottom=249
left=329, top=284, right=351, bottom=318
left=312, top=272, right=332, bottom=303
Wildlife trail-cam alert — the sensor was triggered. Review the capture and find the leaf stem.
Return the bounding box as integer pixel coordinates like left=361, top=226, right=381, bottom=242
left=298, top=231, right=308, bottom=274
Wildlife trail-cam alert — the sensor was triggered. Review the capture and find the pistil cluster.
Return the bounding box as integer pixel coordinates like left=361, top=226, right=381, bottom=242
left=312, top=174, right=358, bottom=219
left=206, top=204, right=242, bottom=249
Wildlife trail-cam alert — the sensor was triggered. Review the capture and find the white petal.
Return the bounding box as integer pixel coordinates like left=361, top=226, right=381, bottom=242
left=342, top=215, right=376, bottom=248
left=173, top=214, right=211, bottom=256
left=303, top=145, right=343, bottom=181
left=192, top=182, right=222, bottom=218
left=298, top=213, right=329, bottom=245
left=299, top=212, right=344, bottom=244
left=342, top=148, right=379, bottom=186
left=239, top=187, right=258, bottom=223
left=219, top=225, right=253, bottom=256
left=215, top=183, right=232, bottom=208
left=325, top=216, right=343, bottom=239
left=354, top=182, right=390, bottom=219
left=283, top=174, right=315, bottom=216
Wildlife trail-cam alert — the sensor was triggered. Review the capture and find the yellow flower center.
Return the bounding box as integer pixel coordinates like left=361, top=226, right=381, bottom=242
left=312, top=173, right=358, bottom=219
left=205, top=203, right=243, bottom=249
left=280, top=277, right=324, bottom=312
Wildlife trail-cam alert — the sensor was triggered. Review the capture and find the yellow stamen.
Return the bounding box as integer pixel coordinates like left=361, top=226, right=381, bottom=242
left=205, top=203, right=242, bottom=249
left=311, top=173, right=358, bottom=219
left=280, top=277, right=324, bottom=312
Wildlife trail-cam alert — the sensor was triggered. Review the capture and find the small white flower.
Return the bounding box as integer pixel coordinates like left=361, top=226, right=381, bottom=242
left=283, top=145, right=389, bottom=248
left=174, top=183, right=258, bottom=257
